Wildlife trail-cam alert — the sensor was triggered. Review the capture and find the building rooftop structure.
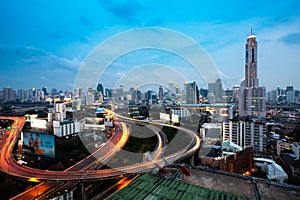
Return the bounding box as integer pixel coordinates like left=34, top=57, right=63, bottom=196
left=222, top=139, right=243, bottom=152
left=185, top=167, right=299, bottom=200
left=107, top=173, right=247, bottom=200
left=109, top=167, right=300, bottom=200
left=254, top=157, right=288, bottom=183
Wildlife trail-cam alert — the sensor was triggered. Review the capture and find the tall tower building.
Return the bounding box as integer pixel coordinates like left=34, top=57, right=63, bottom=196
left=245, top=29, right=259, bottom=87
left=239, top=29, right=266, bottom=117
left=96, top=83, right=104, bottom=96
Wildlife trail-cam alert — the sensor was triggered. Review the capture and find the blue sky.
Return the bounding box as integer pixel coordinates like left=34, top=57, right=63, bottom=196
left=0, top=0, right=300, bottom=92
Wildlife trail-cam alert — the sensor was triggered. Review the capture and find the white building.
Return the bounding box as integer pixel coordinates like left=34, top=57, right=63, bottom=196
left=170, top=108, right=190, bottom=118
left=254, top=157, right=288, bottom=183
left=200, top=123, right=222, bottom=145
left=222, top=120, right=267, bottom=152
left=53, top=120, right=81, bottom=137
left=48, top=102, right=66, bottom=122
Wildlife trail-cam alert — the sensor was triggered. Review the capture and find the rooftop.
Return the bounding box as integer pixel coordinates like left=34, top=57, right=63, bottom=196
left=107, top=173, right=247, bottom=200
left=184, top=167, right=299, bottom=200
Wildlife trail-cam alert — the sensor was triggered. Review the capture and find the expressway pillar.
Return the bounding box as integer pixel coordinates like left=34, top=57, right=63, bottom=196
left=190, top=154, right=195, bottom=166
left=81, top=183, right=86, bottom=200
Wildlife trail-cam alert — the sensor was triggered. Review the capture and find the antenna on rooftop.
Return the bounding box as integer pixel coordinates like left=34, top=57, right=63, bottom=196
left=250, top=26, right=253, bottom=35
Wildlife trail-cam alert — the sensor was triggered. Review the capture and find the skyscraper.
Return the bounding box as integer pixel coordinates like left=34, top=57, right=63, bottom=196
left=208, top=79, right=223, bottom=103
left=286, top=86, right=295, bottom=104
left=185, top=81, right=199, bottom=104
left=97, top=83, right=104, bottom=96
left=239, top=29, right=266, bottom=117
left=169, top=82, right=175, bottom=94
left=158, top=86, right=163, bottom=101
left=244, top=29, right=259, bottom=88
left=3, top=87, right=16, bottom=102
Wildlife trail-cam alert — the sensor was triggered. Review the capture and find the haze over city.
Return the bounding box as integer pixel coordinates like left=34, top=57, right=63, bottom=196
left=0, top=0, right=300, bottom=91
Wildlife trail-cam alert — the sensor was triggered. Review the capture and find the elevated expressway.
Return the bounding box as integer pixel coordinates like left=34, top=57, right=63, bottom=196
left=0, top=112, right=201, bottom=198
left=11, top=118, right=167, bottom=200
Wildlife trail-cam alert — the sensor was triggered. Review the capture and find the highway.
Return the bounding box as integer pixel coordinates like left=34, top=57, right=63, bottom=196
left=0, top=112, right=201, bottom=199
left=9, top=120, right=129, bottom=200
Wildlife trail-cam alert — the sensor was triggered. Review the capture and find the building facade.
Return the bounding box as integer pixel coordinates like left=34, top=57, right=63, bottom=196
left=222, top=120, right=267, bottom=152
left=185, top=81, right=199, bottom=104
left=239, top=30, right=266, bottom=117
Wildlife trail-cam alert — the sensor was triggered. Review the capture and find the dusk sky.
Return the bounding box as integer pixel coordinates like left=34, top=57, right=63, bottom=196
left=1, top=0, right=300, bottom=92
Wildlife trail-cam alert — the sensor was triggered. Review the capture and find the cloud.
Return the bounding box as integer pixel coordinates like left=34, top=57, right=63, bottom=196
left=100, top=0, right=144, bottom=23
left=280, top=32, right=300, bottom=46
left=0, top=45, right=82, bottom=90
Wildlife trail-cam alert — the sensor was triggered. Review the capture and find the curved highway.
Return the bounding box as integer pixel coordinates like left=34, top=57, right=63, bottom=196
left=9, top=116, right=168, bottom=200
left=0, top=113, right=200, bottom=183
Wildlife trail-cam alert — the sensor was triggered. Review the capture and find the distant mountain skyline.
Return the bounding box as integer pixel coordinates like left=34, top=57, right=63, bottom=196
left=1, top=0, right=300, bottom=91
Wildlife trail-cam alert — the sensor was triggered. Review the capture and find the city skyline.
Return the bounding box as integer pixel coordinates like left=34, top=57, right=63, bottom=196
left=0, top=1, right=300, bottom=90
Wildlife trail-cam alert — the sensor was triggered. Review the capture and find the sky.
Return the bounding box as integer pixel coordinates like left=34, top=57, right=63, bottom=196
left=0, top=0, right=300, bottom=92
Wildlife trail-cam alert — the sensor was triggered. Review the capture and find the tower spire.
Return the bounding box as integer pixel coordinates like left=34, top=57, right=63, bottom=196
left=250, top=26, right=253, bottom=35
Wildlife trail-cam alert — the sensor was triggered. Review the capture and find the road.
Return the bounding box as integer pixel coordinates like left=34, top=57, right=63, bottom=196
left=0, top=113, right=201, bottom=199
left=10, top=120, right=129, bottom=200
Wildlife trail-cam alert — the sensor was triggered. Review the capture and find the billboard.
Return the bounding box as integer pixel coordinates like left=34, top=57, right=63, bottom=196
left=22, top=132, right=55, bottom=157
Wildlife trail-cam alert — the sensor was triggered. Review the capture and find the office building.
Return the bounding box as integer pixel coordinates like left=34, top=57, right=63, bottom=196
left=286, top=86, right=295, bottom=104
left=96, top=83, right=104, bottom=96
left=267, top=90, right=278, bottom=105
left=185, top=81, right=199, bottom=104
left=3, top=87, right=16, bottom=102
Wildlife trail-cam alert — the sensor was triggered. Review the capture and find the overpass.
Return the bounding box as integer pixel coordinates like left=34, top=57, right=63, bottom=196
left=0, top=114, right=200, bottom=182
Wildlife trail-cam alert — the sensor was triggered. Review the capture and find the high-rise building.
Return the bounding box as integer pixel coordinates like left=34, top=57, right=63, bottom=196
left=199, top=88, right=208, bottom=98
left=97, top=83, right=104, bottom=96
left=208, top=79, right=223, bottom=103
left=232, top=86, right=240, bottom=103
left=17, top=89, right=29, bottom=102
left=136, top=88, right=142, bottom=101
left=169, top=82, right=175, bottom=94
left=86, top=88, right=96, bottom=105
left=185, top=81, right=199, bottom=104
left=222, top=120, right=267, bottom=152
left=286, top=86, right=295, bottom=104
left=42, top=86, right=48, bottom=96
left=239, top=29, right=266, bottom=117
left=105, top=88, right=113, bottom=99
left=51, top=88, right=58, bottom=97
left=267, top=90, right=278, bottom=105
left=158, top=86, right=163, bottom=101
left=74, top=88, right=83, bottom=99
left=3, top=87, right=16, bottom=102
